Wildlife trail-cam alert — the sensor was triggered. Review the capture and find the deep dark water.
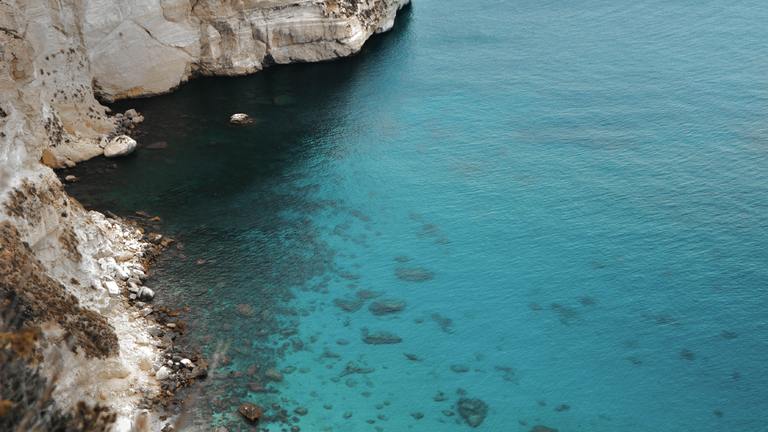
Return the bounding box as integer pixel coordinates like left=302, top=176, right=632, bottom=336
left=66, top=0, right=768, bottom=430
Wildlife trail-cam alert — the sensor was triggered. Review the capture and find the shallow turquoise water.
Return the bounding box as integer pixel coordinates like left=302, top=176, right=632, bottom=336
left=68, top=1, right=768, bottom=430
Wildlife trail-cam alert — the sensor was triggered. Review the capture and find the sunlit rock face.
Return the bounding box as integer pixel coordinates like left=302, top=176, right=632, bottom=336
left=82, top=0, right=411, bottom=101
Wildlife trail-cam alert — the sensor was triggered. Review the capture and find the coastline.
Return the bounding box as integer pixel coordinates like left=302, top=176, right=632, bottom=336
left=0, top=0, right=410, bottom=430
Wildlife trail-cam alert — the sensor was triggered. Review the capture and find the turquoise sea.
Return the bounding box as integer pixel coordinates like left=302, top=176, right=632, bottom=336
left=67, top=0, right=768, bottom=430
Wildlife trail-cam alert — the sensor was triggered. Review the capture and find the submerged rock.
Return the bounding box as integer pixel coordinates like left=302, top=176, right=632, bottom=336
left=334, top=297, right=365, bottom=312
left=362, top=329, right=402, bottom=345
left=369, top=299, right=406, bottom=315
left=530, top=426, right=558, bottom=432
left=356, top=289, right=382, bottom=300
left=457, top=398, right=489, bottom=428
left=431, top=313, right=455, bottom=333
left=404, top=353, right=422, bottom=362
left=340, top=361, right=375, bottom=376
left=146, top=141, right=168, bottom=150
left=236, top=303, right=255, bottom=317
left=450, top=364, right=470, bottom=373
left=395, top=267, right=434, bottom=282
left=238, top=402, right=262, bottom=422
left=104, top=135, right=137, bottom=157
left=265, top=367, right=284, bottom=382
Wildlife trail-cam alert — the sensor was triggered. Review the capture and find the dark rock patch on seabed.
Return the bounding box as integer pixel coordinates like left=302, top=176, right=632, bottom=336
left=457, top=397, right=489, bottom=427
left=395, top=266, right=434, bottom=282
left=431, top=312, right=455, bottom=333
left=549, top=303, right=580, bottom=325
left=340, top=361, right=375, bottom=376
left=404, top=353, right=422, bottom=361
left=369, top=298, right=406, bottom=315
left=530, top=426, right=559, bottom=432
left=492, top=365, right=518, bottom=383
left=334, top=297, right=365, bottom=312
left=450, top=364, right=470, bottom=373
left=361, top=328, right=402, bottom=344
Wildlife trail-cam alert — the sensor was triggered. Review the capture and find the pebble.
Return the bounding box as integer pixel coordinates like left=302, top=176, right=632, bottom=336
left=105, top=280, right=120, bottom=296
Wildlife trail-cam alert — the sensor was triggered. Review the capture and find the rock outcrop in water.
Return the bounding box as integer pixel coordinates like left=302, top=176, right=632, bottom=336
left=0, top=0, right=409, bottom=429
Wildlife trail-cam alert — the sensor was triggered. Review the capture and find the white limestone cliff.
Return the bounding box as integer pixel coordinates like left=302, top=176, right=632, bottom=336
left=0, top=0, right=408, bottom=430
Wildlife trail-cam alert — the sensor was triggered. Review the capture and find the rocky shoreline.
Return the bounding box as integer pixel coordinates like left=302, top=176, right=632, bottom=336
left=1, top=0, right=410, bottom=430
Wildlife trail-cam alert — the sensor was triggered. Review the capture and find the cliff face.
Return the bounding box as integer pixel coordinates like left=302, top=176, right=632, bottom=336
left=87, top=0, right=406, bottom=99
left=0, top=0, right=408, bottom=430
left=2, top=0, right=407, bottom=166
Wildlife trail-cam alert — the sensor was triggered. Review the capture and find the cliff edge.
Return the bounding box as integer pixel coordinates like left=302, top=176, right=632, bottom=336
left=0, top=0, right=409, bottom=430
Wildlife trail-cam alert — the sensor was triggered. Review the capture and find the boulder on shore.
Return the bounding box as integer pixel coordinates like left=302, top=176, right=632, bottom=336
left=104, top=135, right=137, bottom=157
left=155, top=366, right=171, bottom=380
left=137, top=286, right=155, bottom=301
left=124, top=108, right=144, bottom=124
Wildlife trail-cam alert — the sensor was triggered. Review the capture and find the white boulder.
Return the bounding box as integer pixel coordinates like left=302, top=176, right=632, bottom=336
left=104, top=135, right=137, bottom=157
left=137, top=286, right=155, bottom=301
left=155, top=366, right=171, bottom=380
left=229, top=113, right=252, bottom=125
